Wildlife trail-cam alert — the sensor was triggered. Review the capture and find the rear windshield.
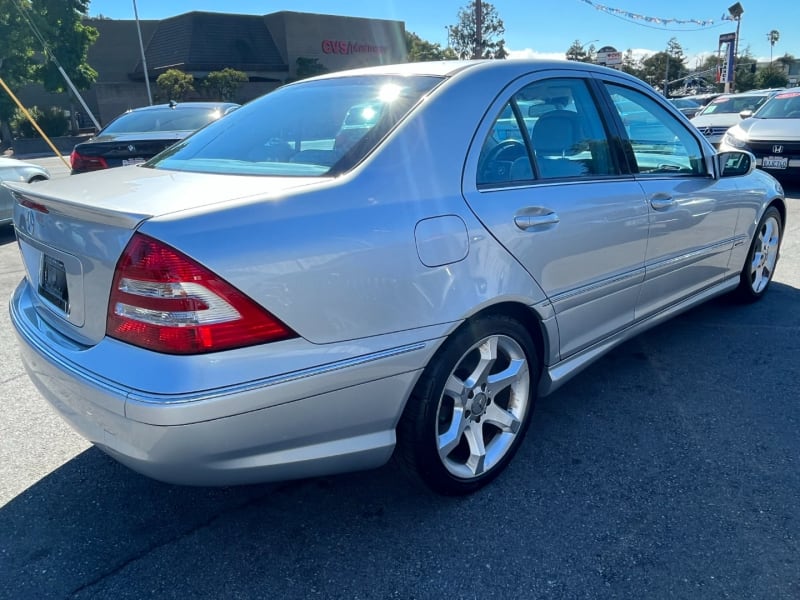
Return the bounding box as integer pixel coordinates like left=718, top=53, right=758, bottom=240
left=102, top=107, right=229, bottom=134
left=148, top=75, right=443, bottom=177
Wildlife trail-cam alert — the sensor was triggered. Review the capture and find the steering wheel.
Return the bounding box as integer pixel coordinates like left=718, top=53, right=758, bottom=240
left=479, top=140, right=527, bottom=182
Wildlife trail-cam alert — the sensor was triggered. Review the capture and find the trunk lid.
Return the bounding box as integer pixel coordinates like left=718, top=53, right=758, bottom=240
left=6, top=167, right=329, bottom=346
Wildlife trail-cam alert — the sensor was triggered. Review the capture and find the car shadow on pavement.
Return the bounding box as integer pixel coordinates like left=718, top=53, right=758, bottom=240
left=1, top=284, right=798, bottom=599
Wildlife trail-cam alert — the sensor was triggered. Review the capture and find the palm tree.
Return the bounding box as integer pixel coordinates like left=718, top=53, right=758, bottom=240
left=767, top=30, right=780, bottom=62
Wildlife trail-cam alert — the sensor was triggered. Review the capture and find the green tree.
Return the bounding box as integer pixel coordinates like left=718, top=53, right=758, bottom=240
left=295, top=57, right=328, bottom=80
left=0, top=4, right=35, bottom=143
left=774, top=53, right=796, bottom=73
left=756, top=63, right=788, bottom=89
left=767, top=30, right=780, bottom=62
left=620, top=49, right=641, bottom=77
left=30, top=0, right=98, bottom=94
left=0, top=0, right=96, bottom=140
left=204, top=68, right=248, bottom=102
left=565, top=39, right=595, bottom=63
left=732, top=47, right=757, bottom=92
left=447, top=1, right=507, bottom=60
left=640, top=38, right=688, bottom=96
left=406, top=31, right=456, bottom=62
left=156, top=69, right=195, bottom=101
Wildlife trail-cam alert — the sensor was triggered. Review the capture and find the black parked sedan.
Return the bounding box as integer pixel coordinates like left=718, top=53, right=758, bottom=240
left=70, top=101, right=239, bottom=174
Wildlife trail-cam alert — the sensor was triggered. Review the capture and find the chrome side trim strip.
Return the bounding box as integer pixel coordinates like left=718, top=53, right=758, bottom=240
left=127, top=342, right=427, bottom=405
left=549, top=268, right=644, bottom=311
left=643, top=239, right=736, bottom=279
left=11, top=284, right=426, bottom=405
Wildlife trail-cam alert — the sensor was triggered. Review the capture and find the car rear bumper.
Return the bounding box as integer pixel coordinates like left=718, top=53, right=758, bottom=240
left=10, top=280, right=432, bottom=486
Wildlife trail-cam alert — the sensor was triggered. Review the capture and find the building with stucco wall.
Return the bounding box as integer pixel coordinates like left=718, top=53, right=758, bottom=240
left=19, top=10, right=406, bottom=128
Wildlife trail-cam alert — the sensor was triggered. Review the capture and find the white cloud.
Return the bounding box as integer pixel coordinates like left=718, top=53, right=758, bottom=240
left=506, top=48, right=567, bottom=60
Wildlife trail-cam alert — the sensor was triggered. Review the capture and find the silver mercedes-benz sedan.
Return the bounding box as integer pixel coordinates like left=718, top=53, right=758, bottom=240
left=0, top=157, right=50, bottom=226
left=6, top=60, right=785, bottom=495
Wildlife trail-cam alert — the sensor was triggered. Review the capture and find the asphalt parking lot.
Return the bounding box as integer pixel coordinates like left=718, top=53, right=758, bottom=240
left=0, top=163, right=798, bottom=599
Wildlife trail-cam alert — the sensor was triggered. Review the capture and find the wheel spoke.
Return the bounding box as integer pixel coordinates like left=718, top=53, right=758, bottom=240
left=483, top=402, right=521, bottom=434
left=486, top=357, right=526, bottom=397
left=463, top=421, right=487, bottom=475
left=464, top=337, right=499, bottom=389
left=437, top=407, right=468, bottom=458
left=443, top=374, right=467, bottom=404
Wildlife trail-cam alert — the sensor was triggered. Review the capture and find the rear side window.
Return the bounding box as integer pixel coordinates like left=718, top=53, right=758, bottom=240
left=606, top=84, right=707, bottom=176
left=477, top=78, right=618, bottom=186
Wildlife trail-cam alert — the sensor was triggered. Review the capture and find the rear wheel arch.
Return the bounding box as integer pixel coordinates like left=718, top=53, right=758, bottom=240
left=394, top=301, right=549, bottom=494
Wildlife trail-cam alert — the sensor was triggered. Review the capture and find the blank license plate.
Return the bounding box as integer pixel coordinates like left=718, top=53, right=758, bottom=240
left=39, top=254, right=69, bottom=312
left=762, top=156, right=788, bottom=169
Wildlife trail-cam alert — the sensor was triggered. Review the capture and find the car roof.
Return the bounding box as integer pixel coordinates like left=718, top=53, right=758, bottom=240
left=297, top=58, right=639, bottom=82
left=126, top=102, right=239, bottom=113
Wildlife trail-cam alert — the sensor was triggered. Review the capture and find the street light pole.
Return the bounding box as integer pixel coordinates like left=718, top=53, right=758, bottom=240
left=133, top=0, right=153, bottom=105
left=728, top=2, right=744, bottom=93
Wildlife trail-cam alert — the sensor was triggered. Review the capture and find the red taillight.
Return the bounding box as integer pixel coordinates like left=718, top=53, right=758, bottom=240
left=70, top=149, right=108, bottom=172
left=107, top=233, right=297, bottom=354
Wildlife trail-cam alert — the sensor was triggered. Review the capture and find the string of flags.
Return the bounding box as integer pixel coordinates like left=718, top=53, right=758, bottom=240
left=577, top=0, right=720, bottom=27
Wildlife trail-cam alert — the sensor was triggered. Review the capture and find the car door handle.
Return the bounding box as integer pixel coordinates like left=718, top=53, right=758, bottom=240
left=514, top=213, right=560, bottom=230
left=650, top=195, right=675, bottom=211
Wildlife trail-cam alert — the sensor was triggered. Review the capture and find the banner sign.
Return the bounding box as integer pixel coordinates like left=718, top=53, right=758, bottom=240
left=718, top=33, right=736, bottom=83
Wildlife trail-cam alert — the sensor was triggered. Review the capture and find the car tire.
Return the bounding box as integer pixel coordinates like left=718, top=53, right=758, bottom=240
left=396, top=314, right=539, bottom=495
left=732, top=205, right=782, bottom=303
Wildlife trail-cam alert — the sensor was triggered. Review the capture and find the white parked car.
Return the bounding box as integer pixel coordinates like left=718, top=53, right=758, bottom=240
left=691, top=90, right=781, bottom=146
left=0, top=157, right=50, bottom=226
left=720, top=89, right=800, bottom=178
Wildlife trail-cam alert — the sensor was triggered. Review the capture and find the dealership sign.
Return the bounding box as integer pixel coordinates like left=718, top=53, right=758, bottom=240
left=718, top=32, right=736, bottom=83
left=596, top=46, right=622, bottom=67
left=322, top=40, right=388, bottom=55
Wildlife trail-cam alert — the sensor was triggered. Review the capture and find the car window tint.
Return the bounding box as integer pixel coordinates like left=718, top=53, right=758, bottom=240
left=606, top=84, right=706, bottom=177
left=477, top=78, right=618, bottom=186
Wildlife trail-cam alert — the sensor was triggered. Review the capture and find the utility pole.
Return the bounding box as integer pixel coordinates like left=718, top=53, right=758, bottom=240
left=474, top=1, right=483, bottom=59
left=133, top=0, right=153, bottom=105
left=728, top=3, right=744, bottom=92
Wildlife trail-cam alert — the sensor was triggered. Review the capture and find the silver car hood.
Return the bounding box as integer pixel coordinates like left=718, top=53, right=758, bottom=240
left=736, top=117, right=800, bottom=140
left=4, top=166, right=330, bottom=229
left=690, top=113, right=742, bottom=128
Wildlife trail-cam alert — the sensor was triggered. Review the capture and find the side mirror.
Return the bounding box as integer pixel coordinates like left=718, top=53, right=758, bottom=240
left=739, top=109, right=754, bottom=119
left=717, top=150, right=755, bottom=178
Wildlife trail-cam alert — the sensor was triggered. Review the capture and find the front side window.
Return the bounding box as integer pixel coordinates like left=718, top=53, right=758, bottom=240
left=607, top=84, right=706, bottom=176
left=149, top=75, right=442, bottom=176
left=477, top=78, right=618, bottom=186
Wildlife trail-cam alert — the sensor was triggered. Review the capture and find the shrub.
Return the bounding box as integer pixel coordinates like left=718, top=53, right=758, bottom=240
left=11, top=106, right=69, bottom=138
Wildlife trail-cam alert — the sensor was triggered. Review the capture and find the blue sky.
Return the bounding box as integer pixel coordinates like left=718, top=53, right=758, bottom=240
left=89, top=1, right=800, bottom=65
